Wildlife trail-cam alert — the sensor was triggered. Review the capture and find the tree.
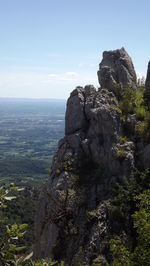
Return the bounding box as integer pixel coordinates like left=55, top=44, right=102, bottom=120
left=0, top=183, right=27, bottom=265
left=131, top=189, right=150, bottom=265
left=110, top=189, right=150, bottom=266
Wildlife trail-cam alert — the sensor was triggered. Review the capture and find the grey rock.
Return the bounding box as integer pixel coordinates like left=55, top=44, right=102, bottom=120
left=65, top=86, right=86, bottom=135
left=126, top=114, right=137, bottom=134
left=97, top=47, right=137, bottom=95
left=33, top=189, right=59, bottom=259
left=34, top=49, right=139, bottom=264
left=113, top=142, right=134, bottom=177
left=145, top=61, right=150, bottom=99
left=34, top=83, right=134, bottom=263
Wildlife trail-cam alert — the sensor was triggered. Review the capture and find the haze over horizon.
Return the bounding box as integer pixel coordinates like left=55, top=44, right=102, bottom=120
left=0, top=0, right=150, bottom=99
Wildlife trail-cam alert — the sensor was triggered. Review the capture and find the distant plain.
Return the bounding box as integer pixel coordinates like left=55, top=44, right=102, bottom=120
left=0, top=98, right=66, bottom=185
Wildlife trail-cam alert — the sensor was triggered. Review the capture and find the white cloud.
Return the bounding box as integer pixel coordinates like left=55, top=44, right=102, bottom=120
left=48, top=71, right=79, bottom=82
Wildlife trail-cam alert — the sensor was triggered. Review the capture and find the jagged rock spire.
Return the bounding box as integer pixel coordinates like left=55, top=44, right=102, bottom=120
left=97, top=47, right=137, bottom=94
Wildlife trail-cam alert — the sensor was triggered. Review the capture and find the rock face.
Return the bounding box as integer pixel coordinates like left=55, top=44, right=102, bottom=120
left=34, top=48, right=146, bottom=265
left=97, top=47, right=137, bottom=95
left=145, top=61, right=150, bottom=99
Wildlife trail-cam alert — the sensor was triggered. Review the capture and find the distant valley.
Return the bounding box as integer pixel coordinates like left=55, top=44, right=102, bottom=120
left=0, top=98, right=66, bottom=185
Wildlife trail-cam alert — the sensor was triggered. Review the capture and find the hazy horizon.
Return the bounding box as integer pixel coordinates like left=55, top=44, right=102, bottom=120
left=0, top=96, right=66, bottom=101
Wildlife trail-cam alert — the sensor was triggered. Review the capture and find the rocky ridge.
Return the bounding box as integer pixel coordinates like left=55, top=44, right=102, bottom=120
left=34, top=48, right=150, bottom=265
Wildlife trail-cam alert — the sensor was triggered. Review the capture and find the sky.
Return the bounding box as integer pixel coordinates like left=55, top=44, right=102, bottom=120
left=0, top=0, right=150, bottom=99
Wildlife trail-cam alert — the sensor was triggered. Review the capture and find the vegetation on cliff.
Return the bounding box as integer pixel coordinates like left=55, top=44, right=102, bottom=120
left=1, top=48, right=150, bottom=265
left=33, top=48, right=150, bottom=265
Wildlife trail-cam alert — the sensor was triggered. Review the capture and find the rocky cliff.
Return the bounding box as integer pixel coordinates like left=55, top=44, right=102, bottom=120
left=34, top=48, right=150, bottom=265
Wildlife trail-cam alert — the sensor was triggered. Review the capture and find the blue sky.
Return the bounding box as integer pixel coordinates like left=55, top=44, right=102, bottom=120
left=0, top=0, right=150, bottom=99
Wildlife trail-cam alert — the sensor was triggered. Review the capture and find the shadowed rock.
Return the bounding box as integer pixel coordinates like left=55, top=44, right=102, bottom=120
left=97, top=47, right=137, bottom=94
left=34, top=48, right=149, bottom=265
left=33, top=84, right=134, bottom=264
left=145, top=61, right=150, bottom=99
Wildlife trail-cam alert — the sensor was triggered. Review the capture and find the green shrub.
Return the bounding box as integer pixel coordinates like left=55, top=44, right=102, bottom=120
left=119, top=87, right=136, bottom=115
left=131, top=189, right=150, bottom=265
left=116, top=147, right=126, bottom=160
left=118, top=135, right=128, bottom=144
left=135, top=121, right=147, bottom=135
left=119, top=86, right=147, bottom=119
left=135, top=118, right=150, bottom=141
left=109, top=189, right=150, bottom=266
left=134, top=89, right=147, bottom=119
left=109, top=238, right=130, bottom=266
left=0, top=183, right=27, bottom=265
left=135, top=105, right=147, bottom=119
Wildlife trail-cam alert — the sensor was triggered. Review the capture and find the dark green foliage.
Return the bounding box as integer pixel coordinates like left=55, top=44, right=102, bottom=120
left=116, top=147, right=127, bottom=160
left=109, top=238, right=130, bottom=266
left=134, top=89, right=147, bottom=119
left=0, top=159, right=49, bottom=177
left=119, top=86, right=147, bottom=119
left=0, top=183, right=27, bottom=265
left=109, top=189, right=150, bottom=266
left=3, top=185, right=39, bottom=250
left=112, top=169, right=150, bottom=216
left=118, top=135, right=128, bottom=144
left=135, top=112, right=150, bottom=141
left=109, top=170, right=150, bottom=265
left=118, top=85, right=150, bottom=141
left=0, top=184, right=64, bottom=265
left=131, top=189, right=150, bottom=265
left=119, top=87, right=136, bottom=115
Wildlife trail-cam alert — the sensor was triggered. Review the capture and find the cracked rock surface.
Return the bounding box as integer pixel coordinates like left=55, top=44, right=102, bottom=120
left=34, top=48, right=149, bottom=265
left=97, top=47, right=137, bottom=95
